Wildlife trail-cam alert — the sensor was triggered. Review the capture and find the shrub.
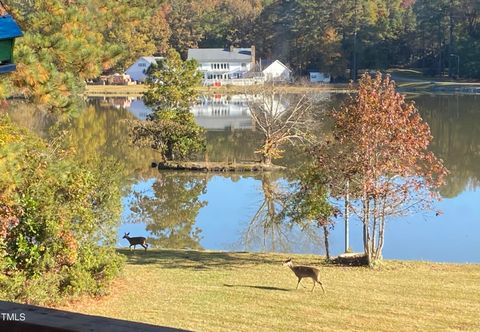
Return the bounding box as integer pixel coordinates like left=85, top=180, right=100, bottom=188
left=0, top=114, right=124, bottom=304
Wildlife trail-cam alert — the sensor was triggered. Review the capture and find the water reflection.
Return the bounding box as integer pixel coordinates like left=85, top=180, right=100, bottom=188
left=125, top=171, right=207, bottom=249
left=417, top=95, right=480, bottom=197
left=119, top=171, right=326, bottom=254
left=6, top=93, right=480, bottom=262
left=86, top=93, right=480, bottom=197
left=241, top=172, right=324, bottom=253
left=192, top=95, right=253, bottom=130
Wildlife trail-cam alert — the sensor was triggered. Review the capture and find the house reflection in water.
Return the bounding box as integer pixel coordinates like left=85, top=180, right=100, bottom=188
left=128, top=98, right=153, bottom=120
left=93, top=95, right=255, bottom=131
left=191, top=95, right=253, bottom=130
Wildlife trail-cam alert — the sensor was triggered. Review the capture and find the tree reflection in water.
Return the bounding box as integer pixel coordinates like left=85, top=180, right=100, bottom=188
left=242, top=173, right=325, bottom=254
left=125, top=171, right=208, bottom=249
left=417, top=95, right=480, bottom=198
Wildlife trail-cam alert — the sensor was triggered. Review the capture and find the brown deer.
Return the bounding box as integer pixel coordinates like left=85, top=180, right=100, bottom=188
left=123, top=232, right=148, bottom=251
left=283, top=258, right=325, bottom=293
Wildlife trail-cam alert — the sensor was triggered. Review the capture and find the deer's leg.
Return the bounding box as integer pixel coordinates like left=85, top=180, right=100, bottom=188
left=311, top=280, right=316, bottom=292
left=129, top=245, right=132, bottom=251
left=318, top=280, right=325, bottom=294
left=296, top=278, right=301, bottom=290
left=133, top=245, right=136, bottom=250
left=142, top=244, right=147, bottom=251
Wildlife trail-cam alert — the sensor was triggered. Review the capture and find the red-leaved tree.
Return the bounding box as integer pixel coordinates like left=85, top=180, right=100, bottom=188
left=316, top=73, right=448, bottom=265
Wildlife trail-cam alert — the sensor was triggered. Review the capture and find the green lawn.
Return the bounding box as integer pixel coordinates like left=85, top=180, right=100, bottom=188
left=59, top=249, right=480, bottom=332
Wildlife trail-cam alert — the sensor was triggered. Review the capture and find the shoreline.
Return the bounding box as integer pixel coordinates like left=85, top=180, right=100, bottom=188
left=113, top=248, right=479, bottom=265
left=84, top=82, right=480, bottom=97
left=84, top=83, right=352, bottom=96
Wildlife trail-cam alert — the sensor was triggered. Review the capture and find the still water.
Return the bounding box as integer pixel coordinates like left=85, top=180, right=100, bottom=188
left=8, top=93, right=480, bottom=263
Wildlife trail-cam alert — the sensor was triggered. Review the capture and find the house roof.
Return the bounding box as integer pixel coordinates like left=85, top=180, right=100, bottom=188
left=262, top=60, right=292, bottom=73
left=187, top=48, right=252, bottom=62
left=0, top=15, right=23, bottom=40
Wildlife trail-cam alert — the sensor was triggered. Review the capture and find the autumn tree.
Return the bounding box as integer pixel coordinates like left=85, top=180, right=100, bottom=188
left=247, top=87, right=314, bottom=165
left=316, top=73, right=448, bottom=265
left=165, top=1, right=209, bottom=57
left=131, top=49, right=205, bottom=161
left=149, top=5, right=172, bottom=56
left=7, top=0, right=109, bottom=109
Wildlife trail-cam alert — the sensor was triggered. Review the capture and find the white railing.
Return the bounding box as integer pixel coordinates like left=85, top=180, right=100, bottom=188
left=203, top=77, right=265, bottom=86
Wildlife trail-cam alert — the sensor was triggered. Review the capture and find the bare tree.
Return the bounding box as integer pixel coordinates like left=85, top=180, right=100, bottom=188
left=247, top=87, right=314, bottom=165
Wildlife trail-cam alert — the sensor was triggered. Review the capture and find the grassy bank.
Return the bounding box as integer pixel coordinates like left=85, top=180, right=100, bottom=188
left=388, top=68, right=480, bottom=92
left=84, top=84, right=351, bottom=96
left=58, top=249, right=480, bottom=331
left=84, top=84, right=147, bottom=96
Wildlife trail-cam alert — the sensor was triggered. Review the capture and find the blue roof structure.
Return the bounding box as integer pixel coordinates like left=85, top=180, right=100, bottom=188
left=0, top=15, right=23, bottom=40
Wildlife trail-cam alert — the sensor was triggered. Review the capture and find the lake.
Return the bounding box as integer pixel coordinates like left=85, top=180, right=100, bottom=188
left=8, top=93, right=480, bottom=263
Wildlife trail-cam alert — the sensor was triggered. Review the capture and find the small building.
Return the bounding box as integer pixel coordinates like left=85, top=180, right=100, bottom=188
left=309, top=71, right=331, bottom=83
left=108, top=73, right=132, bottom=85
left=187, top=46, right=262, bottom=86
left=98, top=73, right=133, bottom=85
left=0, top=14, right=23, bottom=74
left=125, top=56, right=163, bottom=83
left=261, top=59, right=292, bottom=82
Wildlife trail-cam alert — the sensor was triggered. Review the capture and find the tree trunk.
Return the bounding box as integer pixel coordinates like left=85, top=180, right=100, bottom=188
left=262, top=154, right=272, bottom=165
left=362, top=191, right=373, bottom=266
left=322, top=224, right=330, bottom=261
left=344, top=180, right=350, bottom=252
left=166, top=144, right=175, bottom=160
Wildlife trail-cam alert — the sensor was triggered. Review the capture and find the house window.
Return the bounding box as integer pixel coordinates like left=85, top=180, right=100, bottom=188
left=138, top=63, right=147, bottom=67
left=241, top=63, right=246, bottom=68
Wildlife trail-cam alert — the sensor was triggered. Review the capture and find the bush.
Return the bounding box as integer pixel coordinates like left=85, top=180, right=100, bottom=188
left=0, top=114, right=124, bottom=304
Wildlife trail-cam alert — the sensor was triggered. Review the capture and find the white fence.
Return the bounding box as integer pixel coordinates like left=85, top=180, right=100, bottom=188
left=203, top=77, right=266, bottom=86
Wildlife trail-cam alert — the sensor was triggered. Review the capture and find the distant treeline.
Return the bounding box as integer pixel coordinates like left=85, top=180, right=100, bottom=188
left=2, top=0, right=479, bottom=105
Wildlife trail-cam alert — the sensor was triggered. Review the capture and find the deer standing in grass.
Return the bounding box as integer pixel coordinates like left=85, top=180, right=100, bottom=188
left=123, top=232, right=148, bottom=251
left=283, top=258, right=325, bottom=293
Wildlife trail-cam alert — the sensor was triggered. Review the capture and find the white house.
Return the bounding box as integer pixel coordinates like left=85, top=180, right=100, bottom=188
left=309, top=71, right=331, bottom=83
left=187, top=46, right=262, bottom=85
left=261, top=59, right=292, bottom=82
left=125, top=56, right=163, bottom=82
